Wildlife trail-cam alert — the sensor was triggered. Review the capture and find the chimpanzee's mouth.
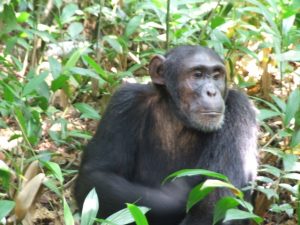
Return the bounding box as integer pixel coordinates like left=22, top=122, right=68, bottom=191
left=200, top=112, right=222, bottom=116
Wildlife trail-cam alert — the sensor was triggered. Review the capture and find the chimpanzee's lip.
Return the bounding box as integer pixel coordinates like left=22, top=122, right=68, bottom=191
left=199, top=111, right=222, bottom=115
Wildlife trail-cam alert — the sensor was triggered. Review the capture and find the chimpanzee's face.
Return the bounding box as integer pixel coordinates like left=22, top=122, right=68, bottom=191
left=176, top=51, right=227, bottom=132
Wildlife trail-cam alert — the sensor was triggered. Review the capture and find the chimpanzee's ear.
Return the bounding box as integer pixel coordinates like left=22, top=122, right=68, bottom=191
left=149, top=55, right=166, bottom=85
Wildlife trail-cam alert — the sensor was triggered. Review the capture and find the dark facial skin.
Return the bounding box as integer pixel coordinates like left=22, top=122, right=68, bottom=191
left=149, top=48, right=227, bottom=132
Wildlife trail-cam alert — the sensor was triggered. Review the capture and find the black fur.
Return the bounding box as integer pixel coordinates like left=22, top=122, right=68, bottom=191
left=75, top=46, right=258, bottom=225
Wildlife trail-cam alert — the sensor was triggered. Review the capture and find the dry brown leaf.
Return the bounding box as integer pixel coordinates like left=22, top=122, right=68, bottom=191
left=15, top=173, right=46, bottom=221
left=22, top=161, right=41, bottom=188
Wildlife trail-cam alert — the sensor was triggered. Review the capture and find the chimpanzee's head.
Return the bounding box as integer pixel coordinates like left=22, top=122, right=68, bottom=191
left=149, top=45, right=227, bottom=132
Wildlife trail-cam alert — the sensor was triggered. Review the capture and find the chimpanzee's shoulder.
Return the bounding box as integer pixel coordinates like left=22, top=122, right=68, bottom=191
left=107, top=83, right=155, bottom=113
left=113, top=83, right=155, bottom=102
left=226, top=89, right=257, bottom=121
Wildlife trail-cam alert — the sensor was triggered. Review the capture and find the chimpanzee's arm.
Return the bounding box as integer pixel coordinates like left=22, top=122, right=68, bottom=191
left=75, top=85, right=188, bottom=224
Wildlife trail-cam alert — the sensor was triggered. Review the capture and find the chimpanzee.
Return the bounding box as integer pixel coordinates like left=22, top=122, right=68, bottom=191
left=75, top=45, right=258, bottom=225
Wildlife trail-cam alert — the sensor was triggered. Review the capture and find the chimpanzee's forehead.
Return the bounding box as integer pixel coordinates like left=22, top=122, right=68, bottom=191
left=183, top=51, right=225, bottom=68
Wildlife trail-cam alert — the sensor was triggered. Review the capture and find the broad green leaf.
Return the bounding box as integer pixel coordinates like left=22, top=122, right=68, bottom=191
left=270, top=95, right=286, bottom=112
left=16, top=12, right=30, bottom=23
left=291, top=129, right=300, bottom=148
left=223, top=209, right=263, bottom=224
left=127, top=203, right=149, bottom=225
left=51, top=74, right=69, bottom=91
left=211, top=16, right=225, bottom=29
left=213, top=197, right=240, bottom=225
left=103, top=207, right=149, bottom=225
left=187, top=180, right=241, bottom=212
left=49, top=57, right=62, bottom=79
left=103, top=36, right=123, bottom=54
left=43, top=178, right=62, bottom=197
left=282, top=15, right=295, bottom=36
left=283, top=154, right=299, bottom=172
left=279, top=183, right=298, bottom=195
left=64, top=48, right=86, bottom=72
left=68, top=130, right=92, bottom=139
left=255, top=176, right=273, bottom=183
left=43, top=161, right=64, bottom=183
left=259, top=165, right=281, bottom=177
left=277, top=50, right=300, bottom=62
left=23, top=71, right=49, bottom=96
left=164, top=169, right=228, bottom=184
left=270, top=203, right=294, bottom=217
left=63, top=197, right=74, bottom=225
left=82, top=55, right=110, bottom=82
left=68, top=22, right=84, bottom=38
left=125, top=15, right=143, bottom=37
left=70, top=67, right=99, bottom=79
left=282, top=173, right=300, bottom=180
left=187, top=183, right=214, bottom=212
left=81, top=188, right=99, bottom=225
left=74, top=103, right=100, bottom=120
left=257, top=109, right=281, bottom=121
left=256, top=186, right=278, bottom=200
left=61, top=3, right=78, bottom=24
left=285, top=89, right=300, bottom=125
left=0, top=200, right=15, bottom=221
left=14, top=107, right=27, bottom=136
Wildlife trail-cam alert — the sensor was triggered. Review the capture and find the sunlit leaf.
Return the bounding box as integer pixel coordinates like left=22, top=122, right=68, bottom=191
left=74, top=103, right=100, bottom=120
left=0, top=200, right=15, bottom=221
left=223, top=209, right=263, bottom=224
left=164, top=169, right=228, bottom=184
left=125, top=15, right=143, bottom=37
left=63, top=197, right=74, bottom=225
left=127, top=203, right=149, bottom=225
left=81, top=188, right=99, bottom=225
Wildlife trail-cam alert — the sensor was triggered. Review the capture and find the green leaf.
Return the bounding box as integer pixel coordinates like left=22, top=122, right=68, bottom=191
left=127, top=203, right=149, bottom=225
left=277, top=50, right=300, bottom=62
left=163, top=169, right=228, bottom=184
left=284, top=89, right=300, bottom=125
left=64, top=48, right=86, bottom=72
left=257, top=109, right=281, bottom=121
left=14, top=107, right=27, bottom=136
left=256, top=186, right=278, bottom=200
left=16, top=12, right=30, bottom=23
left=82, top=55, right=110, bottom=82
left=282, top=15, right=295, bottom=36
left=81, top=188, right=99, bottom=225
left=125, top=15, right=143, bottom=37
left=187, top=180, right=242, bottom=212
left=42, top=161, right=64, bottom=183
left=213, top=197, right=240, bottom=225
left=74, top=103, right=100, bottom=120
left=63, top=197, right=74, bottom=225
left=270, top=203, right=294, bottom=217
left=291, top=129, right=300, bottom=147
left=223, top=209, right=263, bottom=224
left=211, top=16, right=225, bottom=29
left=270, top=95, right=286, bottom=112
left=61, top=3, right=78, bottom=24
left=51, top=74, right=69, bottom=91
left=282, top=173, right=300, bottom=180
left=259, top=165, right=281, bottom=177
left=68, top=22, right=84, bottom=38
left=103, top=36, right=123, bottom=54
left=43, top=178, right=62, bottom=197
left=70, top=67, right=99, bottom=79
left=283, top=154, right=299, bottom=172
left=49, top=57, right=62, bottom=79
left=0, top=200, right=15, bottom=221
left=103, top=207, right=149, bottom=225
left=23, top=71, right=49, bottom=96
